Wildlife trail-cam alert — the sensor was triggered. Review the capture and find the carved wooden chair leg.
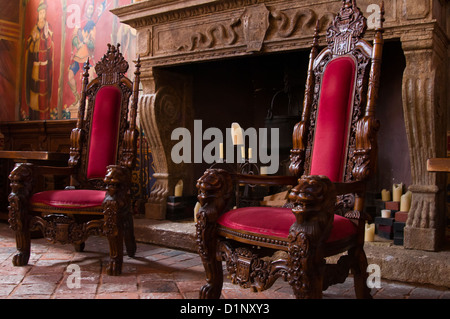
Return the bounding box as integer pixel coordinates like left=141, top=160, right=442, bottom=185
left=123, top=211, right=137, bottom=257
left=349, top=245, right=372, bottom=299
left=8, top=163, right=33, bottom=267
left=103, top=205, right=124, bottom=276
left=199, top=252, right=223, bottom=299
left=195, top=168, right=233, bottom=298
left=348, top=194, right=373, bottom=299
left=287, top=175, right=336, bottom=299
left=12, top=224, right=31, bottom=266
left=103, top=165, right=130, bottom=275
left=196, top=212, right=223, bottom=299
left=288, top=232, right=324, bottom=299
left=74, top=242, right=85, bottom=252
left=106, top=224, right=124, bottom=276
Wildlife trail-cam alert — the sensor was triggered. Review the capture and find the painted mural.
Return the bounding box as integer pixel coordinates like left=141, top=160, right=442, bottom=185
left=21, top=0, right=137, bottom=120
left=0, top=2, right=21, bottom=123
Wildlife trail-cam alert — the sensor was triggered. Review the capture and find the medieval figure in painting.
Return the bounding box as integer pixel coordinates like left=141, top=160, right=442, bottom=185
left=24, top=0, right=54, bottom=120
left=67, top=0, right=108, bottom=112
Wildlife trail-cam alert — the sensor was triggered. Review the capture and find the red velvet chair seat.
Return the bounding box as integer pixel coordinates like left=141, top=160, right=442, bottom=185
left=31, top=190, right=106, bottom=212
left=217, top=207, right=356, bottom=243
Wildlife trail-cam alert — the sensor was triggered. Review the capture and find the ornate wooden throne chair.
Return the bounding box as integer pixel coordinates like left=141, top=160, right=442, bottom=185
left=8, top=44, right=141, bottom=275
left=195, top=0, right=384, bottom=298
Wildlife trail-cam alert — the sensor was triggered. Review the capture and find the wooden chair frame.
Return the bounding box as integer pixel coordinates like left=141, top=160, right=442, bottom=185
left=8, top=44, right=141, bottom=275
left=195, top=0, right=384, bottom=298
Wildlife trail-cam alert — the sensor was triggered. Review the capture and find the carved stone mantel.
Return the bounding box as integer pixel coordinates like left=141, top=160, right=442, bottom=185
left=113, top=0, right=449, bottom=250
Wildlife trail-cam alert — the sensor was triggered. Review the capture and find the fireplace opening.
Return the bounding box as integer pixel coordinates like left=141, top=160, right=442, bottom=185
left=162, top=50, right=308, bottom=190
left=157, top=40, right=410, bottom=202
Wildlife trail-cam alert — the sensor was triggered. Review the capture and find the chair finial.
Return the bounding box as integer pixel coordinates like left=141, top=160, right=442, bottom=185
left=378, top=1, right=385, bottom=30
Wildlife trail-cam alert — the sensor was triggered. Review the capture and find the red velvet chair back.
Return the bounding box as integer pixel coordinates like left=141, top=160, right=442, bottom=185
left=86, top=86, right=122, bottom=179
left=69, top=44, right=140, bottom=189
left=309, top=56, right=356, bottom=182
left=290, top=2, right=382, bottom=184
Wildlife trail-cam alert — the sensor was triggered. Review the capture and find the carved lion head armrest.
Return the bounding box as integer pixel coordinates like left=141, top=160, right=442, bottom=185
left=103, top=165, right=131, bottom=204
left=288, top=175, right=336, bottom=241
left=196, top=168, right=233, bottom=222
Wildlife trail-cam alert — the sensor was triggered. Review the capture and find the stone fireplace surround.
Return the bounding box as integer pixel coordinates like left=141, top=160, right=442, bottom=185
left=112, top=0, right=449, bottom=251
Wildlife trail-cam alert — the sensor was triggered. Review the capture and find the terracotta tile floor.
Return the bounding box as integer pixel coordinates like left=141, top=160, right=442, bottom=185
left=0, top=222, right=448, bottom=300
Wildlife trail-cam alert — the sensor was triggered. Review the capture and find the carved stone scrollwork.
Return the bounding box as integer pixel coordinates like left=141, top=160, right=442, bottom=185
left=271, top=8, right=316, bottom=38
left=176, top=17, right=241, bottom=52
left=139, top=87, right=183, bottom=219
left=400, top=39, right=447, bottom=250
left=162, top=2, right=339, bottom=58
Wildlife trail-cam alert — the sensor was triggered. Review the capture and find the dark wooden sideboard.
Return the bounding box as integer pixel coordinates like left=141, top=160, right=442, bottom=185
left=0, top=120, right=76, bottom=219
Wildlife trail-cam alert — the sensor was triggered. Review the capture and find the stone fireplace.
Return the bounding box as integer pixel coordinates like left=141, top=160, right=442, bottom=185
left=112, top=0, right=449, bottom=251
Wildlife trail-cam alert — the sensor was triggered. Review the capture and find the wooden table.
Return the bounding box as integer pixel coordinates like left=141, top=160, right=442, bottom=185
left=0, top=150, right=69, bottom=162
left=0, top=150, right=70, bottom=220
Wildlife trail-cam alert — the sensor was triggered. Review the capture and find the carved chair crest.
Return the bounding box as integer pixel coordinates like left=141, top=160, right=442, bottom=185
left=326, top=0, right=367, bottom=56
left=95, top=44, right=130, bottom=85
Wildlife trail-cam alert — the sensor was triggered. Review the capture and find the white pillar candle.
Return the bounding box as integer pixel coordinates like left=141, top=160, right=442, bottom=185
left=381, top=189, right=390, bottom=201
left=381, top=209, right=391, bottom=218
left=174, top=179, right=183, bottom=197
left=231, top=122, right=243, bottom=145
left=392, top=183, right=403, bottom=202
left=219, top=143, right=224, bottom=159
left=365, top=222, right=375, bottom=242
left=400, top=191, right=412, bottom=212
left=260, top=166, right=268, bottom=175
left=193, top=202, right=201, bottom=223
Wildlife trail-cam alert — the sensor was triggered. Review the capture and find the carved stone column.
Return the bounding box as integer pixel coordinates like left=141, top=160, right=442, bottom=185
left=401, top=27, right=448, bottom=251
left=138, top=69, right=194, bottom=219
